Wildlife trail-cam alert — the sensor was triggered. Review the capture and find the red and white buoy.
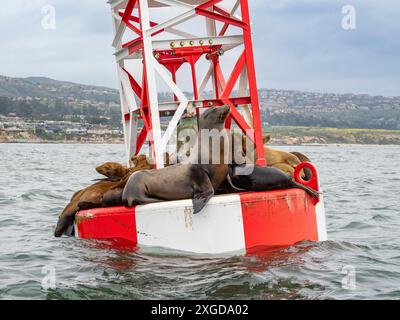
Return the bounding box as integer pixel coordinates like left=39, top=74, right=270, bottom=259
left=76, top=163, right=327, bottom=254
left=75, top=0, right=327, bottom=254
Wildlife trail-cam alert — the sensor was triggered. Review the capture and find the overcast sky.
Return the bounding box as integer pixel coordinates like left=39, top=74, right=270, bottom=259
left=0, top=0, right=399, bottom=96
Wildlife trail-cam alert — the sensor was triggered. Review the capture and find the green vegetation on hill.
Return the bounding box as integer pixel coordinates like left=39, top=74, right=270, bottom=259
left=0, top=96, right=121, bottom=127
left=268, top=126, right=400, bottom=145
left=259, top=89, right=400, bottom=130
left=1, top=75, right=400, bottom=135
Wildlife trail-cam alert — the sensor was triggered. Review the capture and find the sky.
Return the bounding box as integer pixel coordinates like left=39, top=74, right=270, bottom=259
left=0, top=0, right=399, bottom=96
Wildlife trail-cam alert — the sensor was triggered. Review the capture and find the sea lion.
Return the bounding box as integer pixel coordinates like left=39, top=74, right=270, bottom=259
left=54, top=180, right=120, bottom=237
left=226, top=164, right=319, bottom=198
left=54, top=154, right=154, bottom=237
left=114, top=155, right=154, bottom=188
left=101, top=154, right=159, bottom=208
left=290, top=151, right=311, bottom=163
left=237, top=133, right=303, bottom=178
left=123, top=164, right=219, bottom=213
left=96, top=155, right=156, bottom=180
left=262, top=146, right=301, bottom=171
left=270, top=162, right=295, bottom=177
left=96, top=162, right=130, bottom=180
left=101, top=188, right=124, bottom=207
left=122, top=105, right=231, bottom=213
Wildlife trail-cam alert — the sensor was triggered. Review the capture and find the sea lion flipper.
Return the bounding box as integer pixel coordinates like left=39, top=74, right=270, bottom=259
left=291, top=180, right=319, bottom=198
left=192, top=189, right=214, bottom=214
left=192, top=174, right=215, bottom=215
left=54, top=213, right=75, bottom=237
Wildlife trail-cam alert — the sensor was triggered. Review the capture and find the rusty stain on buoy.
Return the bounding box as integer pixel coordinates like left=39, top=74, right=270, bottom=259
left=184, top=207, right=194, bottom=229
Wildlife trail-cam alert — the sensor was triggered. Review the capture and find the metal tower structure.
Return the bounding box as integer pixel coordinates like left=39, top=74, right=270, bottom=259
left=108, top=0, right=266, bottom=168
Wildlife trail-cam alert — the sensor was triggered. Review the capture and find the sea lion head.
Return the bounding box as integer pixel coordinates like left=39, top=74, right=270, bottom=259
left=96, top=162, right=129, bottom=179
left=130, top=154, right=153, bottom=170
left=263, top=134, right=271, bottom=144
left=131, top=154, right=147, bottom=167
left=199, top=105, right=230, bottom=130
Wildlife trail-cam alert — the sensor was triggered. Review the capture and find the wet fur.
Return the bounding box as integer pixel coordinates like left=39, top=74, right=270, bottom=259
left=122, top=165, right=220, bottom=214
left=122, top=106, right=230, bottom=214
left=96, top=162, right=130, bottom=179
left=54, top=155, right=154, bottom=237
left=238, top=133, right=310, bottom=178
left=54, top=180, right=119, bottom=237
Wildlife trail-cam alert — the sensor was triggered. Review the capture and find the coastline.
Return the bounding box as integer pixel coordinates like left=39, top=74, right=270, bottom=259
left=0, top=140, right=124, bottom=144
left=2, top=140, right=400, bottom=147
left=2, top=125, right=400, bottom=146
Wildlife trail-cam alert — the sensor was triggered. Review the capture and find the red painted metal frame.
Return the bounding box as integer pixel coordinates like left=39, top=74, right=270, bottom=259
left=118, top=0, right=266, bottom=166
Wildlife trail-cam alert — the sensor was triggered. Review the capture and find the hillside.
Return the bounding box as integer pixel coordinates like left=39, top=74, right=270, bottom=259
left=267, top=126, right=400, bottom=145
left=259, top=89, right=400, bottom=130
left=0, top=75, right=120, bottom=103
left=1, top=74, right=400, bottom=131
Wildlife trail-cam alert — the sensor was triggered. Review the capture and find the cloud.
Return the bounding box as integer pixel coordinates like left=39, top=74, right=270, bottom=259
left=0, top=0, right=399, bottom=95
left=0, top=0, right=117, bottom=87
left=251, top=0, right=400, bottom=95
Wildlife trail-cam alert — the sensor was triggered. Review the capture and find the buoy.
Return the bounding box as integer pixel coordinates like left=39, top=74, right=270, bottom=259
left=75, top=0, right=327, bottom=254
left=76, top=162, right=327, bottom=254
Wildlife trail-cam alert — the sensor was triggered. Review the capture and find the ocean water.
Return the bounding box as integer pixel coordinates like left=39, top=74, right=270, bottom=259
left=0, top=143, right=399, bottom=300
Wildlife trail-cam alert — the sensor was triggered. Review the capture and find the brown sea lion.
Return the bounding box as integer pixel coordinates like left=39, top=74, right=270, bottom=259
left=96, top=162, right=130, bottom=179
left=260, top=135, right=313, bottom=173
left=54, top=155, right=154, bottom=237
left=96, top=155, right=156, bottom=180
left=290, top=151, right=311, bottom=163
left=101, top=155, right=154, bottom=207
left=122, top=105, right=231, bottom=214
left=237, top=133, right=302, bottom=178
left=270, top=162, right=295, bottom=177
left=54, top=180, right=120, bottom=237
left=115, top=155, right=154, bottom=189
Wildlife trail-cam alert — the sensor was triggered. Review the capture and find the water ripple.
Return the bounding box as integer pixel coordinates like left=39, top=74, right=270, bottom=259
left=1, top=144, right=400, bottom=299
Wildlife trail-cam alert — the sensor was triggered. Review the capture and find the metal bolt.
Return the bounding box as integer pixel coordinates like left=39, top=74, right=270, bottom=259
left=199, top=40, right=204, bottom=45
left=217, top=48, right=224, bottom=56
left=180, top=41, right=185, bottom=47
left=170, top=42, right=175, bottom=48
left=208, top=39, right=213, bottom=44
left=207, top=101, right=213, bottom=106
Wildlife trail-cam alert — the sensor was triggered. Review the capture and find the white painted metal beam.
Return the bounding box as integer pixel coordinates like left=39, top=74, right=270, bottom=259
left=119, top=66, right=139, bottom=112
left=139, top=0, right=165, bottom=168
left=151, top=34, right=243, bottom=50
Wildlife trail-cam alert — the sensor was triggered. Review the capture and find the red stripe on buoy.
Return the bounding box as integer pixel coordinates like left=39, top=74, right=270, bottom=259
left=240, top=189, right=319, bottom=251
left=76, top=206, right=137, bottom=244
